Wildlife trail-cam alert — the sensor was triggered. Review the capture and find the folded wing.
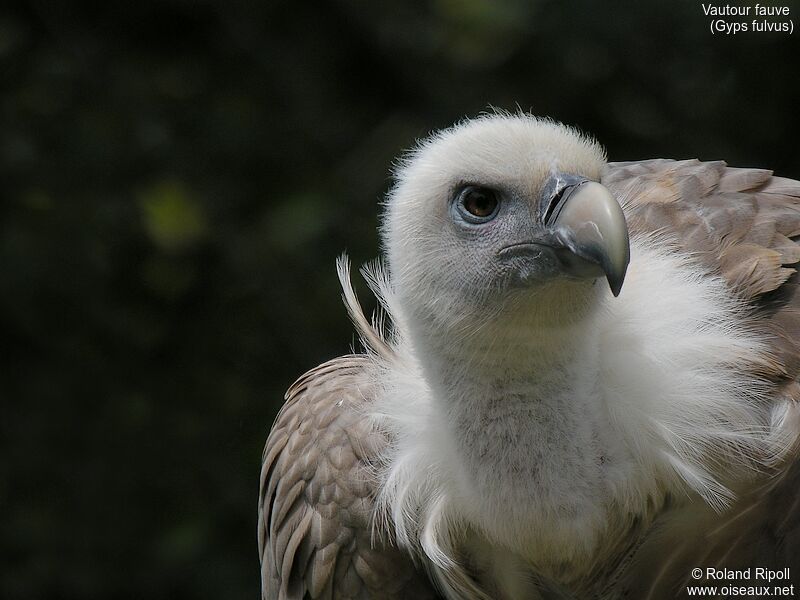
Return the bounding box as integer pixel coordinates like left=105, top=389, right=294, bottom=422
left=258, top=355, right=441, bottom=600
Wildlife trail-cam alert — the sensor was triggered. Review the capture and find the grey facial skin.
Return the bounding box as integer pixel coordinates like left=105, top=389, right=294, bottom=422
left=450, top=173, right=630, bottom=297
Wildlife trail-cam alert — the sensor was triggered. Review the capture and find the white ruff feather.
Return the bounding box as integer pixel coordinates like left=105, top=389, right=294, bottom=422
left=339, top=232, right=787, bottom=595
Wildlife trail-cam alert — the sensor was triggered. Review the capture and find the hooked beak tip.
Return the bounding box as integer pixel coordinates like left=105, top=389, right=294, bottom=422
left=552, top=180, right=630, bottom=297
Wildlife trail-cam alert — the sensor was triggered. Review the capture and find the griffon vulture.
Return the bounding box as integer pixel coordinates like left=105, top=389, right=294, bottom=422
left=259, top=113, right=800, bottom=599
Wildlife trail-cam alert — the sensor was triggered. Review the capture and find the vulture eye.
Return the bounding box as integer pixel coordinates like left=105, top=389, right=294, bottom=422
left=455, top=186, right=500, bottom=223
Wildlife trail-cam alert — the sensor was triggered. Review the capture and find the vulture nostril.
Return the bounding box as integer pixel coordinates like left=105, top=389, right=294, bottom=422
left=543, top=185, right=569, bottom=226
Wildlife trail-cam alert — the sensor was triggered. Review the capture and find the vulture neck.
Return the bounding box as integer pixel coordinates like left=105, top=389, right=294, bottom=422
left=411, top=280, right=618, bottom=567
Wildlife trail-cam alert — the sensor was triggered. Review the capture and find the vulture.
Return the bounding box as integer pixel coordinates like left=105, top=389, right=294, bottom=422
left=259, top=113, right=800, bottom=599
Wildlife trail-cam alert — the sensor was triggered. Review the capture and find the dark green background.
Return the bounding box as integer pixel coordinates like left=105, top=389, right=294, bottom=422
left=2, top=1, right=798, bottom=598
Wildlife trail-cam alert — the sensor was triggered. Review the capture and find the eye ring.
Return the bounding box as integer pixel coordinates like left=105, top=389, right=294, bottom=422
left=453, top=186, right=501, bottom=224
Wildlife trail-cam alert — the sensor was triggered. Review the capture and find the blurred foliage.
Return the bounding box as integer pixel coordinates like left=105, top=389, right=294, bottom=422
left=1, top=1, right=798, bottom=599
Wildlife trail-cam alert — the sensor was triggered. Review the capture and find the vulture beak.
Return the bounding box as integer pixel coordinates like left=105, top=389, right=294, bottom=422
left=543, top=174, right=630, bottom=296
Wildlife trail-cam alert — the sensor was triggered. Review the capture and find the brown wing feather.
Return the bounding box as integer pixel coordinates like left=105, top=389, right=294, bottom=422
left=604, top=159, right=800, bottom=300
left=259, top=355, right=441, bottom=600
left=603, top=160, right=800, bottom=597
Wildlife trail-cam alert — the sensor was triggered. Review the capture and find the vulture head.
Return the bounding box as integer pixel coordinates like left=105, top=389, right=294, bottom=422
left=383, top=117, right=629, bottom=339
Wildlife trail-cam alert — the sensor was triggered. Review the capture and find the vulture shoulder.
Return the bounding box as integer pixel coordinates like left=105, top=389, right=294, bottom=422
left=258, top=354, right=441, bottom=600
left=604, top=158, right=800, bottom=392
left=604, top=158, right=800, bottom=301
left=603, top=159, right=800, bottom=595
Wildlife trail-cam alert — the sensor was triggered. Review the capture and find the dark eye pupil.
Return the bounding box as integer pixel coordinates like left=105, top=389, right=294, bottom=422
left=462, top=187, right=498, bottom=218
